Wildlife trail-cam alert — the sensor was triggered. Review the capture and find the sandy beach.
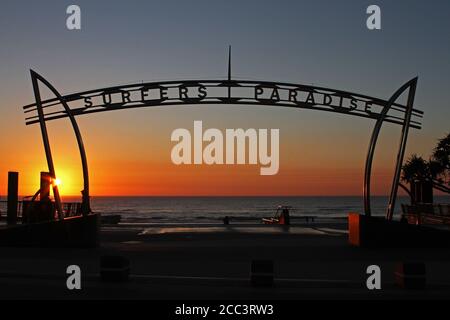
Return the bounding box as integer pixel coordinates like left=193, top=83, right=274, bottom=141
left=0, top=221, right=449, bottom=300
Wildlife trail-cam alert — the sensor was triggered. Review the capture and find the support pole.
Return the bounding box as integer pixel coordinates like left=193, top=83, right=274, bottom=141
left=386, top=79, right=418, bottom=220
left=7, top=171, right=18, bottom=225
left=363, top=77, right=418, bottom=217
left=31, top=71, right=64, bottom=220
left=227, top=45, right=231, bottom=99
left=30, top=70, right=91, bottom=216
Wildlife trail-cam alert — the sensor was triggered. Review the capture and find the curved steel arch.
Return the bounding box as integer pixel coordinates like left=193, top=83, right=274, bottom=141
left=30, top=70, right=90, bottom=218
left=24, top=71, right=422, bottom=219
left=363, top=77, right=418, bottom=218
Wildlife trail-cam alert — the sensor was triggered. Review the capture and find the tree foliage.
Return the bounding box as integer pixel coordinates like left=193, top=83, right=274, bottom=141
left=401, top=133, right=450, bottom=193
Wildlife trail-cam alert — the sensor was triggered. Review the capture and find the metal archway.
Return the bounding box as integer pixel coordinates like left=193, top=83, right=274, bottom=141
left=24, top=71, right=422, bottom=220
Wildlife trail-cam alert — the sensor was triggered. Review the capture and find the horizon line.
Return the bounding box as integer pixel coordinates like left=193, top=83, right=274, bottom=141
left=0, top=194, right=424, bottom=198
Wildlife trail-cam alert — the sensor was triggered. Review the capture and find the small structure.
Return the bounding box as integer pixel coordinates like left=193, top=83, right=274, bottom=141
left=262, top=206, right=291, bottom=225
left=399, top=179, right=450, bottom=226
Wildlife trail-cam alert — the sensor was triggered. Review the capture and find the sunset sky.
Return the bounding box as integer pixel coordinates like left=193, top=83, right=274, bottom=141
left=1, top=0, right=449, bottom=197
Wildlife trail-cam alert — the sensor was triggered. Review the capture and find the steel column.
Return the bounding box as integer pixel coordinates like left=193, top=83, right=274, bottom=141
left=386, top=79, right=417, bottom=220
left=30, top=70, right=91, bottom=216
left=363, top=77, right=418, bottom=217
left=31, top=71, right=64, bottom=220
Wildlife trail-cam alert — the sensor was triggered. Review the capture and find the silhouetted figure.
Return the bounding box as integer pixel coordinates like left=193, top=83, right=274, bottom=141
left=280, top=208, right=290, bottom=225
left=262, top=205, right=291, bottom=225
left=223, top=216, right=230, bottom=225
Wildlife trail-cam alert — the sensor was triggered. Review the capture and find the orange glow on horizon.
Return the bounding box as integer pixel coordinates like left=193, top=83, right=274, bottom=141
left=0, top=143, right=422, bottom=197
left=0, top=107, right=439, bottom=198
left=9, top=164, right=406, bottom=197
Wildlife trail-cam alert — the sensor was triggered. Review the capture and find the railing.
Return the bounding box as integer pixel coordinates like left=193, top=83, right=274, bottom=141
left=0, top=200, right=82, bottom=221
left=401, top=203, right=450, bottom=226
left=0, top=200, right=21, bottom=218
left=62, top=202, right=83, bottom=217
left=402, top=203, right=450, bottom=215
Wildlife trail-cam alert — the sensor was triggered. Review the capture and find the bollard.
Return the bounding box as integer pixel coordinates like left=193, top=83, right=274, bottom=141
left=250, top=260, right=274, bottom=287
left=37, top=172, right=55, bottom=222
left=40, top=172, right=52, bottom=202
left=7, top=172, right=19, bottom=225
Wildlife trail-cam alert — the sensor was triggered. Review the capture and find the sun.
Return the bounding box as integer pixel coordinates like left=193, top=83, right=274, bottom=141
left=50, top=169, right=80, bottom=196
left=53, top=178, right=62, bottom=187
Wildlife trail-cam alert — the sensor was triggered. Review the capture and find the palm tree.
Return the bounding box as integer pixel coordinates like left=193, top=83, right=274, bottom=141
left=401, top=154, right=431, bottom=184
left=401, top=133, right=450, bottom=199
left=431, top=132, right=450, bottom=188
left=400, top=155, right=428, bottom=202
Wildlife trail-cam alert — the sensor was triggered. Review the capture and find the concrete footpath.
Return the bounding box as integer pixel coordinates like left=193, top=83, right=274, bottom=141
left=0, top=223, right=449, bottom=299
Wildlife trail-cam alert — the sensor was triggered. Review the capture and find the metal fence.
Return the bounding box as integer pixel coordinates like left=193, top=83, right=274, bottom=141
left=401, top=203, right=450, bottom=226
left=0, top=200, right=82, bottom=220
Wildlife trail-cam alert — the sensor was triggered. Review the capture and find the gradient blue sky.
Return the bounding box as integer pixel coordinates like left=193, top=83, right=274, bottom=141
left=0, top=0, right=449, bottom=196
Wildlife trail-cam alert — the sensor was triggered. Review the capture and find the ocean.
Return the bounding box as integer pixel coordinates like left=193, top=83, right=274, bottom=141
left=87, top=195, right=449, bottom=223
left=1, top=195, right=449, bottom=224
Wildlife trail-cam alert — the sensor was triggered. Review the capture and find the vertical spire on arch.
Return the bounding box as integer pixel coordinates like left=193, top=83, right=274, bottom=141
left=228, top=45, right=232, bottom=82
